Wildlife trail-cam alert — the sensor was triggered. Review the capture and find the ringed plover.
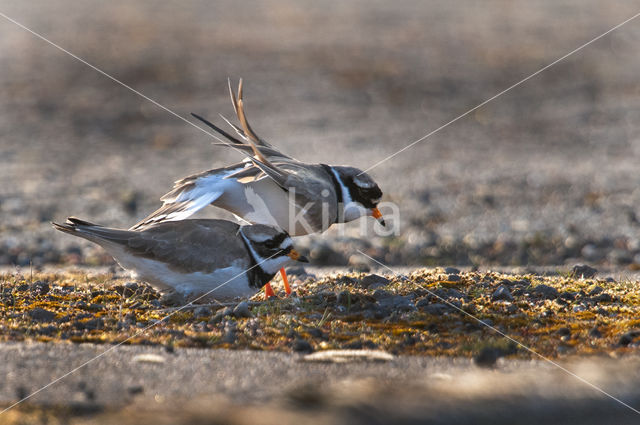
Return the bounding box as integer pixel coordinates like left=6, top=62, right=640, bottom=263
left=131, top=80, right=384, bottom=295
left=53, top=217, right=308, bottom=302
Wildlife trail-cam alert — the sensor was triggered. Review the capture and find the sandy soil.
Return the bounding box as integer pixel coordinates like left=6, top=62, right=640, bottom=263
left=2, top=343, right=640, bottom=425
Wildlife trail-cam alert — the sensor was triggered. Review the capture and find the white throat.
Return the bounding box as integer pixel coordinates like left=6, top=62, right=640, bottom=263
left=330, top=167, right=367, bottom=222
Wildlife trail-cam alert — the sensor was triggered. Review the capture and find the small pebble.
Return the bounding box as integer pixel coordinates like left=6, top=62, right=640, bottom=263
left=420, top=302, right=450, bottom=315
left=444, top=267, right=460, bottom=274
left=589, top=327, right=603, bottom=338
left=571, top=264, right=597, bottom=279
left=588, top=286, right=603, bottom=296
left=127, top=386, right=144, bottom=396
left=590, top=293, right=613, bottom=304
left=474, top=347, right=501, bottom=368
left=292, top=338, right=314, bottom=353
left=618, top=330, right=640, bottom=347
left=28, top=308, right=55, bottom=323
left=209, top=307, right=233, bottom=324
left=222, top=321, right=237, bottom=343
left=30, top=281, right=49, bottom=295
left=233, top=301, right=252, bottom=318
left=193, top=306, right=212, bottom=318
left=531, top=284, right=559, bottom=300
left=491, top=286, right=513, bottom=302
left=359, top=274, right=390, bottom=289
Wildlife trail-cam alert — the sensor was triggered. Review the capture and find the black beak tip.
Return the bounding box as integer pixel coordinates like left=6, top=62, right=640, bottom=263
left=379, top=218, right=386, bottom=227
left=298, top=255, right=310, bottom=263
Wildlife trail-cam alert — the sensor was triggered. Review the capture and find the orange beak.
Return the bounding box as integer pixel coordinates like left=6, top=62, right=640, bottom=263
left=371, top=207, right=386, bottom=226
left=287, top=249, right=309, bottom=263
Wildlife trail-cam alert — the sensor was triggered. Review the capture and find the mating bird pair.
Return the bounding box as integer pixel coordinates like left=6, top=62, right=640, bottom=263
left=54, top=80, right=384, bottom=303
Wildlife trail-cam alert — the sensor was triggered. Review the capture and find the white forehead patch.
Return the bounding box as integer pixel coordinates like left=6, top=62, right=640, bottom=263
left=248, top=232, right=273, bottom=243
left=279, top=239, right=293, bottom=250
left=353, top=175, right=375, bottom=189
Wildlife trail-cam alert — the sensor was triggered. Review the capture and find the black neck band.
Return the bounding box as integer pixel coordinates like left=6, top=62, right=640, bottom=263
left=321, top=164, right=343, bottom=205
left=240, top=234, right=277, bottom=289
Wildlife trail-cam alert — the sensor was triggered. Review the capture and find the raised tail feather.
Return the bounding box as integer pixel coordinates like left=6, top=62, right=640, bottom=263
left=52, top=216, right=100, bottom=233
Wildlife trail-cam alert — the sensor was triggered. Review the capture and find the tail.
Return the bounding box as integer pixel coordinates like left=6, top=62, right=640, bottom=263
left=52, top=217, right=131, bottom=244
left=52, top=217, right=101, bottom=233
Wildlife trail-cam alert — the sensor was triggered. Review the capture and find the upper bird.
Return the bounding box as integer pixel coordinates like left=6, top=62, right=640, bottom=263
left=131, top=79, right=385, bottom=236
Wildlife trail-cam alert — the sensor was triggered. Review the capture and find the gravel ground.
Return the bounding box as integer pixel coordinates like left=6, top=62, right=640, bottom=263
left=3, top=265, right=640, bottom=423
left=3, top=266, right=640, bottom=358
left=2, top=0, right=640, bottom=268
left=2, top=342, right=640, bottom=425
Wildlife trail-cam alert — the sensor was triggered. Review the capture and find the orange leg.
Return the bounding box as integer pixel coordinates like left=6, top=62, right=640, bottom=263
left=264, top=282, right=276, bottom=298
left=280, top=267, right=291, bottom=295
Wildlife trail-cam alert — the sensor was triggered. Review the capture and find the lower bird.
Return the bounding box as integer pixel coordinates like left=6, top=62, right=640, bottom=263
left=52, top=217, right=308, bottom=303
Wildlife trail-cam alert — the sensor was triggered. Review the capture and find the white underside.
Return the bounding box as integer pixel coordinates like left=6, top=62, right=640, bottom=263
left=103, top=243, right=258, bottom=301
left=163, top=167, right=332, bottom=235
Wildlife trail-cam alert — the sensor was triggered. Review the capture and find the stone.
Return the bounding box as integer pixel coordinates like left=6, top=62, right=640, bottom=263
left=444, top=267, right=460, bottom=274
left=306, top=328, right=325, bottom=339
left=375, top=293, right=415, bottom=311
left=420, top=303, right=451, bottom=315
left=233, top=301, right=252, bottom=318
left=474, top=347, right=501, bottom=368
left=158, top=292, right=186, bottom=306
left=336, top=290, right=354, bottom=307
left=359, top=274, right=391, bottom=289
left=618, top=330, right=640, bottom=347
left=588, top=286, right=603, bottom=296
left=75, top=318, right=104, bottom=330
left=210, top=307, right=233, bottom=324
left=447, top=274, right=461, bottom=282
left=372, top=289, right=392, bottom=300
left=531, top=284, right=559, bottom=300
left=589, top=327, right=603, bottom=338
left=30, top=281, right=49, bottom=295
left=590, top=293, right=613, bottom=304
left=292, top=338, right=314, bottom=353
left=28, top=308, right=55, bottom=322
left=127, top=386, right=144, bottom=396
left=571, top=264, right=597, bottom=279
left=491, top=286, right=513, bottom=302
left=193, top=306, right=212, bottom=318
left=222, top=321, right=237, bottom=343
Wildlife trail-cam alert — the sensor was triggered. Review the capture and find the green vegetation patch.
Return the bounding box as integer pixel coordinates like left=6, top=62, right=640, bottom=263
left=1, top=269, right=639, bottom=359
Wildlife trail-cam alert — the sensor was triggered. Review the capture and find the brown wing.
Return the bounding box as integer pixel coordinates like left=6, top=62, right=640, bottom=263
left=125, top=220, right=249, bottom=274
left=55, top=218, right=249, bottom=274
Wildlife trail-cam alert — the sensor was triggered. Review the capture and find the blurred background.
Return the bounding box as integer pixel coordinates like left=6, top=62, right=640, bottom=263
left=1, top=0, right=640, bottom=269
